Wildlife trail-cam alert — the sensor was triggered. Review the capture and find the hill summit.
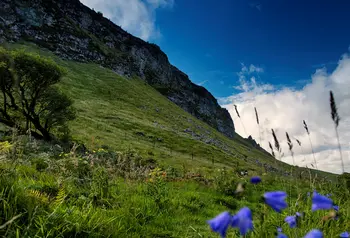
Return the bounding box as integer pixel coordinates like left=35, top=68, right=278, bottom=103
left=0, top=0, right=235, bottom=138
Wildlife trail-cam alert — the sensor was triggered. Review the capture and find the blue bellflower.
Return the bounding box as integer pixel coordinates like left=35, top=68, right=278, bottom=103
left=276, top=227, right=288, bottom=238
left=277, top=233, right=288, bottom=238
left=304, top=229, right=323, bottom=238
left=285, top=215, right=297, bottom=228
left=250, top=176, right=262, bottom=184
left=231, top=207, right=253, bottom=236
left=340, top=231, right=349, bottom=238
left=264, top=191, right=288, bottom=213
left=312, top=191, right=333, bottom=212
left=207, top=211, right=232, bottom=238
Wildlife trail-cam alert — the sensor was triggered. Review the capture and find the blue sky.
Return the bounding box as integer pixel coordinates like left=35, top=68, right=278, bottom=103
left=81, top=0, right=350, bottom=173
left=151, top=0, right=350, bottom=97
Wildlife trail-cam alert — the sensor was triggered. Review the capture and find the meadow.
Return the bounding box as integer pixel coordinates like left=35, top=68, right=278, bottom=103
left=0, top=43, right=349, bottom=237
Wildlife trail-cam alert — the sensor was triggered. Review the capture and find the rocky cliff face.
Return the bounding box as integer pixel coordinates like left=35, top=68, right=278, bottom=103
left=0, top=0, right=235, bottom=137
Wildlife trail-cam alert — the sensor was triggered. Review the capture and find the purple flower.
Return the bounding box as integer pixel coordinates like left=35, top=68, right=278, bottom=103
left=231, top=207, right=253, bottom=236
left=207, top=211, right=232, bottom=238
left=277, top=233, right=288, bottom=238
left=250, top=176, right=262, bottom=184
left=304, top=229, right=323, bottom=238
left=264, top=191, right=288, bottom=213
left=285, top=215, right=297, bottom=228
left=296, top=212, right=302, bottom=217
left=340, top=231, right=349, bottom=238
left=312, top=191, right=333, bottom=211
left=333, top=205, right=339, bottom=211
left=277, top=227, right=287, bottom=238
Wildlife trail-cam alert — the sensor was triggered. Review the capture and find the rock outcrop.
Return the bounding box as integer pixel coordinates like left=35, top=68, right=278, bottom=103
left=0, top=0, right=235, bottom=137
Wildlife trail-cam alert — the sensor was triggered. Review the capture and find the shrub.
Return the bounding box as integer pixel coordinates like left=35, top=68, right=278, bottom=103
left=213, top=168, right=237, bottom=196
left=0, top=47, right=75, bottom=140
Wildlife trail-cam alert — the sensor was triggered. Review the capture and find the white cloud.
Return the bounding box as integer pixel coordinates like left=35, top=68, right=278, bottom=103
left=237, top=63, right=264, bottom=82
left=147, top=0, right=174, bottom=8
left=249, top=64, right=264, bottom=74
left=80, top=0, right=174, bottom=41
left=220, top=53, right=350, bottom=174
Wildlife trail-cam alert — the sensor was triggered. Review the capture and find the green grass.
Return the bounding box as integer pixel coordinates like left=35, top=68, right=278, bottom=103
left=0, top=42, right=349, bottom=237
left=1, top=42, right=325, bottom=175
left=0, top=146, right=349, bottom=237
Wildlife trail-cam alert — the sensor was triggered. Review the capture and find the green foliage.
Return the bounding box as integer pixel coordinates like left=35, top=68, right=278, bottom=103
left=32, top=157, right=49, bottom=172
left=91, top=167, right=110, bottom=199
left=213, top=168, right=237, bottom=196
left=0, top=136, right=349, bottom=237
left=145, top=167, right=169, bottom=209
left=339, top=172, right=350, bottom=191
left=0, top=47, right=75, bottom=140
left=0, top=43, right=347, bottom=237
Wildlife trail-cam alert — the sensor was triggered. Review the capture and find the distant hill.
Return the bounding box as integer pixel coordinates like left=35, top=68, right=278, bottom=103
left=0, top=0, right=235, bottom=138
left=1, top=42, right=299, bottom=176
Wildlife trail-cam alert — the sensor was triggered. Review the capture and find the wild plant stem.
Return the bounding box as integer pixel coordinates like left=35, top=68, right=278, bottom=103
left=307, top=134, right=318, bottom=170
left=291, top=154, right=295, bottom=167
left=240, top=118, right=248, bottom=137
left=335, top=126, right=344, bottom=174
left=299, top=145, right=314, bottom=189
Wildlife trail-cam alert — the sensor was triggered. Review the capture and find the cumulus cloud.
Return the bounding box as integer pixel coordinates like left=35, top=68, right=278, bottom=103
left=80, top=0, right=173, bottom=41
left=220, top=53, right=350, bottom=174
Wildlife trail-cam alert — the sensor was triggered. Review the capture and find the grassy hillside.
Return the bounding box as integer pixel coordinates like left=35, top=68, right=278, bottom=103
left=0, top=42, right=349, bottom=237
left=4, top=42, right=285, bottom=173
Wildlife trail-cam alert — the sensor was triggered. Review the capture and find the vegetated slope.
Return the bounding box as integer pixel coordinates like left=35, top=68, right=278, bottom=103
left=0, top=0, right=338, bottom=179
left=0, top=0, right=235, bottom=138
left=1, top=47, right=347, bottom=238
left=3, top=42, right=296, bottom=175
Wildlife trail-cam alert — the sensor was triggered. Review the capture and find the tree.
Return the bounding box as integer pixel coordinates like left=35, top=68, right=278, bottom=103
left=0, top=47, right=75, bottom=140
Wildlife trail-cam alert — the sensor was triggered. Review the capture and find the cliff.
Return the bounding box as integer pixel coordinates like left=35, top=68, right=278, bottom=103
left=0, top=0, right=235, bottom=137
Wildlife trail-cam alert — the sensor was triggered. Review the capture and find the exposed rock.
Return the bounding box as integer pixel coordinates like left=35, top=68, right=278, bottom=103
left=135, top=131, right=145, bottom=137
left=0, top=0, right=235, bottom=138
left=246, top=135, right=259, bottom=147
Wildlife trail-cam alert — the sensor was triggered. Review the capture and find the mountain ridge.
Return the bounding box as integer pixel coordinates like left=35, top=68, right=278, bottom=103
left=0, top=0, right=236, bottom=138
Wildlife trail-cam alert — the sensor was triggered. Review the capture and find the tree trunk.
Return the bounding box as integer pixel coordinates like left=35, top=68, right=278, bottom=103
left=30, top=117, right=51, bottom=141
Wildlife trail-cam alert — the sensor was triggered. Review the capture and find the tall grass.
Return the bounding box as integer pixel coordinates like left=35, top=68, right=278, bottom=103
left=0, top=133, right=348, bottom=238
left=271, top=129, right=283, bottom=161
left=294, top=139, right=306, bottom=162
left=329, top=90, right=344, bottom=174
left=254, top=107, right=262, bottom=146
left=234, top=104, right=248, bottom=137
left=286, top=132, right=295, bottom=166
left=268, top=142, right=275, bottom=158
left=303, top=120, right=318, bottom=169
left=294, top=138, right=314, bottom=189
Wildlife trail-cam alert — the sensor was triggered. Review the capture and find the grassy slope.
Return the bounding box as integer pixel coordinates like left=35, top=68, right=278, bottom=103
left=7, top=42, right=283, bottom=173
left=0, top=42, right=348, bottom=238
